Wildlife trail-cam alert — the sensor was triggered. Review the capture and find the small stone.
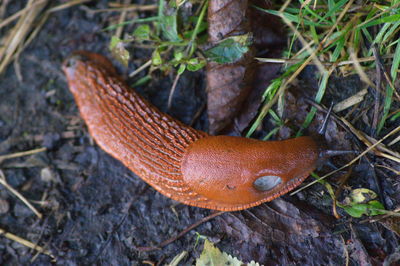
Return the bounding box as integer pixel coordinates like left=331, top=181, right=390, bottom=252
left=13, top=203, right=32, bottom=219
left=41, top=167, right=54, bottom=183
left=42, top=132, right=60, bottom=149
left=0, top=198, right=10, bottom=214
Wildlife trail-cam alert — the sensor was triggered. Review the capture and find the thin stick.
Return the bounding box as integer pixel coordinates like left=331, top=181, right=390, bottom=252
left=167, top=72, right=182, bottom=110
left=86, top=4, right=157, bottom=14
left=136, top=211, right=224, bottom=252
left=0, top=227, right=54, bottom=259
left=115, top=0, right=131, bottom=39
left=0, top=0, right=49, bottom=74
left=349, top=47, right=374, bottom=88
left=371, top=45, right=382, bottom=136
left=0, top=170, right=42, bottom=219
left=0, top=0, right=47, bottom=29
left=255, top=54, right=396, bottom=66
left=129, top=59, right=151, bottom=78
left=47, top=0, right=93, bottom=13
left=0, top=147, right=46, bottom=164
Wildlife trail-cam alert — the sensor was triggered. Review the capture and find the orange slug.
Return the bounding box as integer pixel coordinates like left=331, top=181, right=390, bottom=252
left=62, top=51, right=329, bottom=211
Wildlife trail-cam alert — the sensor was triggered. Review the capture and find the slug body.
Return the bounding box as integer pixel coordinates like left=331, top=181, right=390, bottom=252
left=63, top=52, right=321, bottom=211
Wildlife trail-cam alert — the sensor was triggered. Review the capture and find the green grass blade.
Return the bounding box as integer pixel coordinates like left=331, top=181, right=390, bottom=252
left=359, top=14, right=400, bottom=28
left=103, top=16, right=159, bottom=31
left=377, top=85, right=394, bottom=134
left=297, top=71, right=330, bottom=136
left=257, top=7, right=331, bottom=27
left=390, top=36, right=400, bottom=79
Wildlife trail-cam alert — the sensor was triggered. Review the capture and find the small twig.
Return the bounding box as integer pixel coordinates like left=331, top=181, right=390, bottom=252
left=388, top=134, right=400, bottom=147
left=13, top=52, right=24, bottom=82
left=0, top=0, right=47, bottom=29
left=333, top=167, right=354, bottom=219
left=360, top=208, right=400, bottom=224
left=85, top=4, right=157, bottom=14
left=0, top=0, right=49, bottom=75
left=0, top=0, right=11, bottom=19
left=129, top=59, right=151, bottom=78
left=255, top=54, right=396, bottom=66
left=348, top=47, right=375, bottom=88
left=47, top=0, right=92, bottom=13
left=136, top=211, right=224, bottom=252
left=115, top=0, right=131, bottom=39
left=373, top=46, right=400, bottom=102
left=355, top=2, right=400, bottom=29
left=0, top=147, right=46, bottom=164
left=168, top=251, right=188, bottom=266
left=320, top=0, right=355, bottom=47
left=0, top=170, right=42, bottom=219
left=189, top=102, right=206, bottom=127
left=376, top=164, right=400, bottom=175
left=371, top=45, right=382, bottom=137
left=333, top=88, right=368, bottom=113
left=187, top=0, right=208, bottom=57
left=0, top=227, right=54, bottom=259
left=92, top=200, right=133, bottom=263
left=167, top=72, right=182, bottom=110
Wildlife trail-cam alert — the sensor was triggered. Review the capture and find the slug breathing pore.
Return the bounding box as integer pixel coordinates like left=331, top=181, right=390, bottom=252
left=63, top=51, right=332, bottom=211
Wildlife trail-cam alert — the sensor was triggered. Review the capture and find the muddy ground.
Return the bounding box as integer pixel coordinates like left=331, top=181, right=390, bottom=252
left=0, top=1, right=399, bottom=265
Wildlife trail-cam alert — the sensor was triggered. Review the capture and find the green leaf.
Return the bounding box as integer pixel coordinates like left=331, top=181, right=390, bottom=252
left=174, top=50, right=183, bottom=61
left=109, top=36, right=130, bottom=67
left=187, top=58, right=205, bottom=71
left=109, top=35, right=119, bottom=49
left=132, top=75, right=151, bottom=87
left=338, top=188, right=386, bottom=218
left=205, top=34, right=251, bottom=64
left=368, top=200, right=386, bottom=216
left=160, top=14, right=181, bottom=42
left=133, top=24, right=151, bottom=40
left=196, top=239, right=260, bottom=266
left=347, top=188, right=377, bottom=204
left=340, top=203, right=369, bottom=218
left=177, top=63, right=186, bottom=75
left=340, top=202, right=386, bottom=218
left=152, top=49, right=162, bottom=65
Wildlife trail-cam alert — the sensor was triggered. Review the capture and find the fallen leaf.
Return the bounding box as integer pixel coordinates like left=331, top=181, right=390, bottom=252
left=215, top=198, right=345, bottom=264
left=196, top=239, right=260, bottom=266
left=206, top=0, right=285, bottom=135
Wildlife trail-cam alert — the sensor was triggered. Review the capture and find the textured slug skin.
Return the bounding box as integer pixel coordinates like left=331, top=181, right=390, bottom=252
left=63, top=51, right=320, bottom=211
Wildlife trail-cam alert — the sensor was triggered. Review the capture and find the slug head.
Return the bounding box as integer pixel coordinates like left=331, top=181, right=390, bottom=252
left=62, top=51, right=117, bottom=84
left=181, top=135, right=320, bottom=210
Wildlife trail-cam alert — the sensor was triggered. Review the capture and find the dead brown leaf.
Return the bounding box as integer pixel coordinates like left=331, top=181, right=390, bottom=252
left=206, top=0, right=285, bottom=135
left=215, top=199, right=344, bottom=264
